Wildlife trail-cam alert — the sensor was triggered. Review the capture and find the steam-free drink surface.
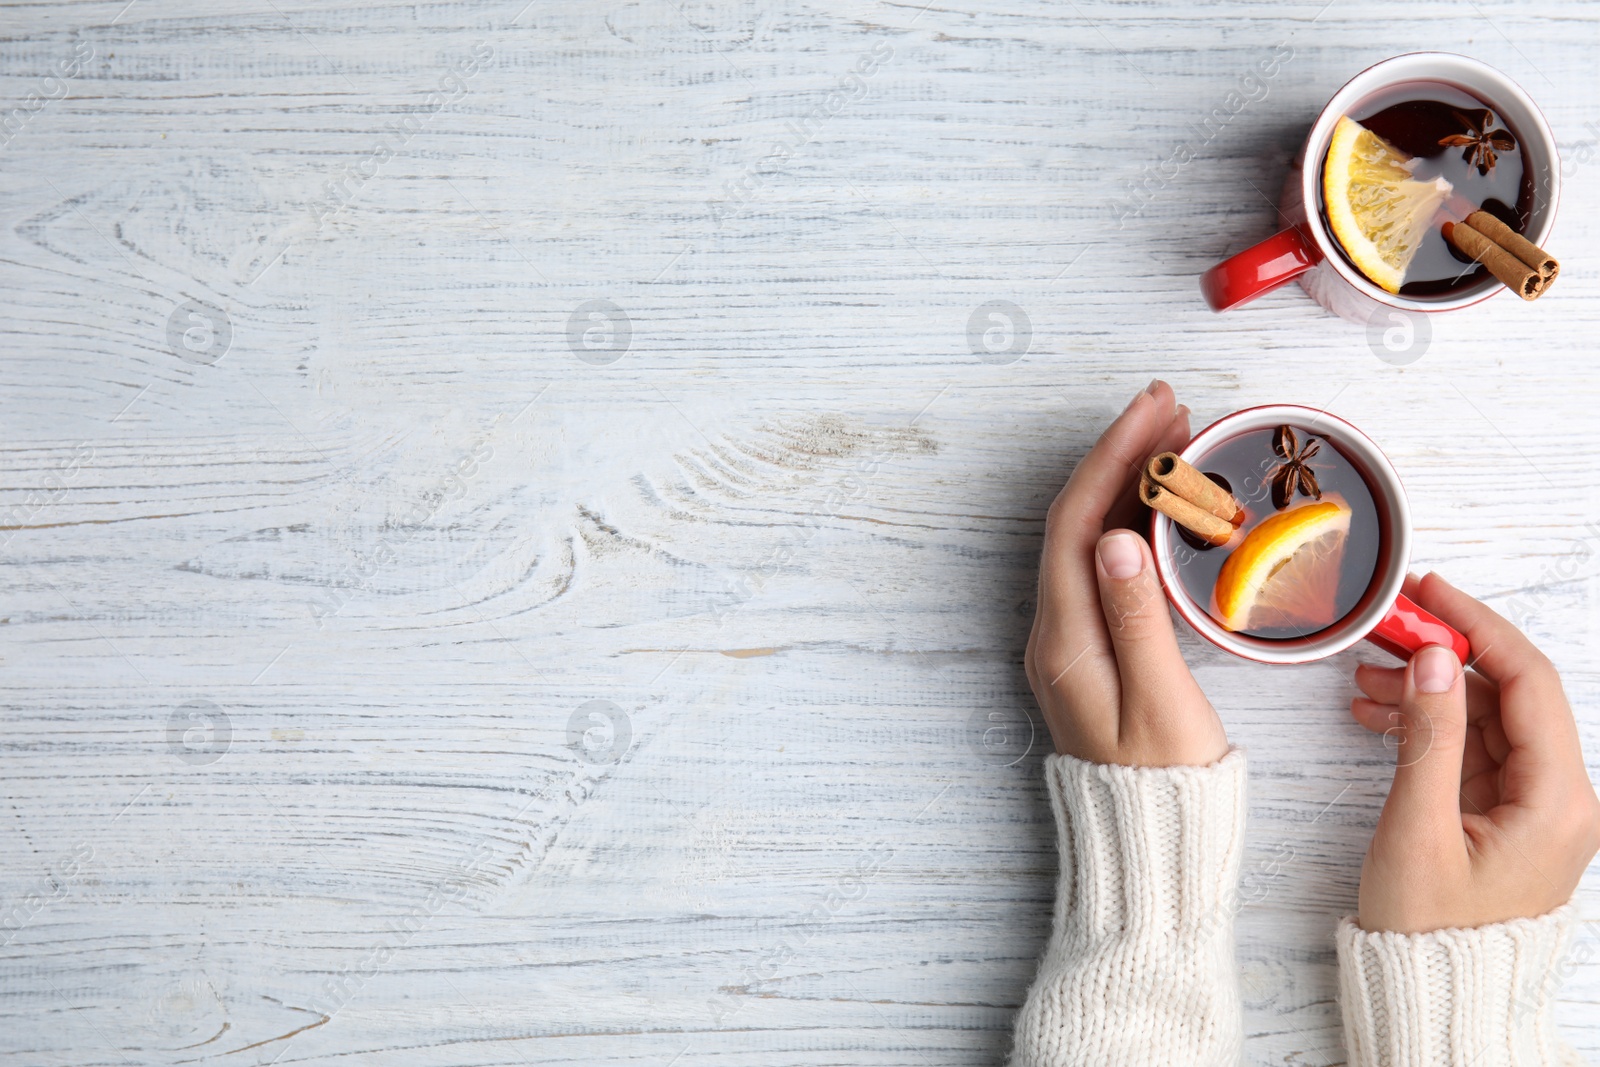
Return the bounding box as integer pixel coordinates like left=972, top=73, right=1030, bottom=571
left=1325, top=81, right=1533, bottom=297
left=1170, top=427, right=1382, bottom=641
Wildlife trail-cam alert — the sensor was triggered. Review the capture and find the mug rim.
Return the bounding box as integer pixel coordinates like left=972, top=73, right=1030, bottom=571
left=1296, top=51, right=1561, bottom=313
left=1150, top=404, right=1411, bottom=665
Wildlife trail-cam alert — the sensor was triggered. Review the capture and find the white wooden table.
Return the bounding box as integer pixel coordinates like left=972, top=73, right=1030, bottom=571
left=2, top=2, right=1597, bottom=1064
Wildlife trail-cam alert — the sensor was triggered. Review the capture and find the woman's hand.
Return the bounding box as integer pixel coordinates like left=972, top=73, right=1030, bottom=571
left=1349, top=572, right=1600, bottom=933
left=1024, top=381, right=1228, bottom=768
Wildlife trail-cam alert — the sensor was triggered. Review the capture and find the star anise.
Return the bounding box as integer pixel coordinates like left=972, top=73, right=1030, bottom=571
left=1439, top=108, right=1516, bottom=176
left=1269, top=425, right=1322, bottom=510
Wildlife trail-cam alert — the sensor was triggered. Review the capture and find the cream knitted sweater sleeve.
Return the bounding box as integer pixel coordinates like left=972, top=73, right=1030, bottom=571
left=1006, top=748, right=1590, bottom=1067
left=1007, top=748, right=1249, bottom=1067
left=1338, top=906, right=1588, bottom=1066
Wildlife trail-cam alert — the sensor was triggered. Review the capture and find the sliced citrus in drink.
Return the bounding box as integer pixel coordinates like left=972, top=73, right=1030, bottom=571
left=1214, top=500, right=1353, bottom=634
left=1323, top=115, right=1453, bottom=293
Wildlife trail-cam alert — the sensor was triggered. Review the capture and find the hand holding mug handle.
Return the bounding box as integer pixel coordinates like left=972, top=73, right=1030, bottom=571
left=1348, top=572, right=1600, bottom=932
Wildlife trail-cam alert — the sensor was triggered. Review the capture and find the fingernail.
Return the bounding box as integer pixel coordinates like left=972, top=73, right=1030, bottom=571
left=1146, top=378, right=1165, bottom=396
left=1413, top=645, right=1458, bottom=693
left=1123, top=387, right=1146, bottom=413
left=1098, top=532, right=1144, bottom=580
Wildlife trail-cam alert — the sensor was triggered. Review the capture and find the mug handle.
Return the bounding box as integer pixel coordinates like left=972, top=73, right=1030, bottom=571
left=1199, top=225, right=1322, bottom=311
left=1365, top=592, right=1470, bottom=664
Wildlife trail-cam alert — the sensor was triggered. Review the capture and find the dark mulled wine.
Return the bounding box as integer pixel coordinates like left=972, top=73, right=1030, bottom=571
left=1166, top=426, right=1382, bottom=640
left=1322, top=81, right=1534, bottom=297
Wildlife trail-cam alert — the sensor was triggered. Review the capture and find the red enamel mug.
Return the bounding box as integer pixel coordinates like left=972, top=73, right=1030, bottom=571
left=1199, top=53, right=1559, bottom=322
left=1150, top=404, right=1468, bottom=666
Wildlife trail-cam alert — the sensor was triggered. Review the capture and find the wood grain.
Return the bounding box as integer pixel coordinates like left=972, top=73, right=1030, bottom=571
left=1, top=1, right=1597, bottom=1064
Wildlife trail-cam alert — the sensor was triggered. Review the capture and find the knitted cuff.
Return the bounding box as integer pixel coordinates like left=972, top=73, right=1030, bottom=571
left=1008, top=749, right=1249, bottom=1067
left=1044, top=748, right=1249, bottom=941
left=1337, top=905, right=1580, bottom=1067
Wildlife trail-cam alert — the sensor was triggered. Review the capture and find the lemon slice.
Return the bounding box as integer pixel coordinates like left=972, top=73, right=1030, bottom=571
left=1323, top=116, right=1453, bottom=293
left=1214, top=500, right=1353, bottom=633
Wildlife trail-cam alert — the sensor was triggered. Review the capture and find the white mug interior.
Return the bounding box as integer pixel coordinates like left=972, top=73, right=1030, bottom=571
left=1297, top=52, right=1559, bottom=313
left=1152, top=405, right=1410, bottom=665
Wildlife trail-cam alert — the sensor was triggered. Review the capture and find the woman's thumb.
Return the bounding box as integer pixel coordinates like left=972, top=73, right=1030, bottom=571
left=1093, top=530, right=1191, bottom=704
left=1379, top=645, right=1470, bottom=841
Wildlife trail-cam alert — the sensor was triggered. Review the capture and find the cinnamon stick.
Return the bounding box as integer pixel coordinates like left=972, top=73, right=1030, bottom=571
left=1444, top=221, right=1541, bottom=301
left=1146, top=452, right=1244, bottom=525
left=1465, top=210, right=1558, bottom=282
left=1141, top=475, right=1234, bottom=547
